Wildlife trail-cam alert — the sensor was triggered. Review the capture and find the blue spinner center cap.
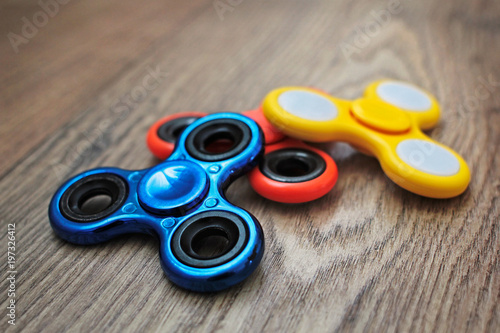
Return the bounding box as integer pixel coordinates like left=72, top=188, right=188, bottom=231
left=138, top=160, right=209, bottom=215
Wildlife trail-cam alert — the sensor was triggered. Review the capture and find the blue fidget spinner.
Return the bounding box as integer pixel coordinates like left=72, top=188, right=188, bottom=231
left=49, top=113, right=265, bottom=292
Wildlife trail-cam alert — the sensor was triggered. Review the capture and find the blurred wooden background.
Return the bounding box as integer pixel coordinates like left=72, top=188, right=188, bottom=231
left=0, top=0, right=498, bottom=332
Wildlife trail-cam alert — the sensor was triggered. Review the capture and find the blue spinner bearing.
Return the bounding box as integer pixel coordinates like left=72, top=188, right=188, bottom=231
left=49, top=113, right=265, bottom=292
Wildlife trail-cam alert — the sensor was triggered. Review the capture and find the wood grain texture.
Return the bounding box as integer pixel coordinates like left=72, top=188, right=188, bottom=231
left=1, top=0, right=499, bottom=332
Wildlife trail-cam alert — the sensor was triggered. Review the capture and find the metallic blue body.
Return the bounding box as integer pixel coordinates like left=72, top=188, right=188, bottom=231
left=49, top=113, right=265, bottom=292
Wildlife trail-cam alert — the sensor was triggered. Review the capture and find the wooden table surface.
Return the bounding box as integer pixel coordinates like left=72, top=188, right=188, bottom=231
left=1, top=0, right=499, bottom=332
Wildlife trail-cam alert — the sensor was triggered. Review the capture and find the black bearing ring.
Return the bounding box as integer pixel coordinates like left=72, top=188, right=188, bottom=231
left=171, top=211, right=248, bottom=268
left=59, top=173, right=129, bottom=223
left=185, top=118, right=251, bottom=162
left=157, top=116, right=202, bottom=143
left=260, top=148, right=326, bottom=183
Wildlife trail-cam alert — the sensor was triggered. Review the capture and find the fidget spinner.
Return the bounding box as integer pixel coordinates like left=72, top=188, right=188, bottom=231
left=147, top=109, right=338, bottom=203
left=49, top=113, right=265, bottom=292
left=262, top=80, right=470, bottom=198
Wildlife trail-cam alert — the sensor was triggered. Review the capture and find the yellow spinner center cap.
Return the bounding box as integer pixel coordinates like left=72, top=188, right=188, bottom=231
left=351, top=98, right=411, bottom=134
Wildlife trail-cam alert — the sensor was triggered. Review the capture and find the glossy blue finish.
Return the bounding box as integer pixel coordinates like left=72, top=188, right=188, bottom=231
left=137, top=160, right=209, bottom=216
left=49, top=113, right=265, bottom=292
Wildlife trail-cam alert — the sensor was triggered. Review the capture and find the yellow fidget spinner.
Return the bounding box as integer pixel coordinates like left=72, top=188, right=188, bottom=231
left=262, top=80, right=470, bottom=198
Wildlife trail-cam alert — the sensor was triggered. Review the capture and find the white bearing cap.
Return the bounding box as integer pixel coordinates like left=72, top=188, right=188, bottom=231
left=396, top=139, right=460, bottom=176
left=278, top=90, right=338, bottom=121
left=376, top=81, right=433, bottom=112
